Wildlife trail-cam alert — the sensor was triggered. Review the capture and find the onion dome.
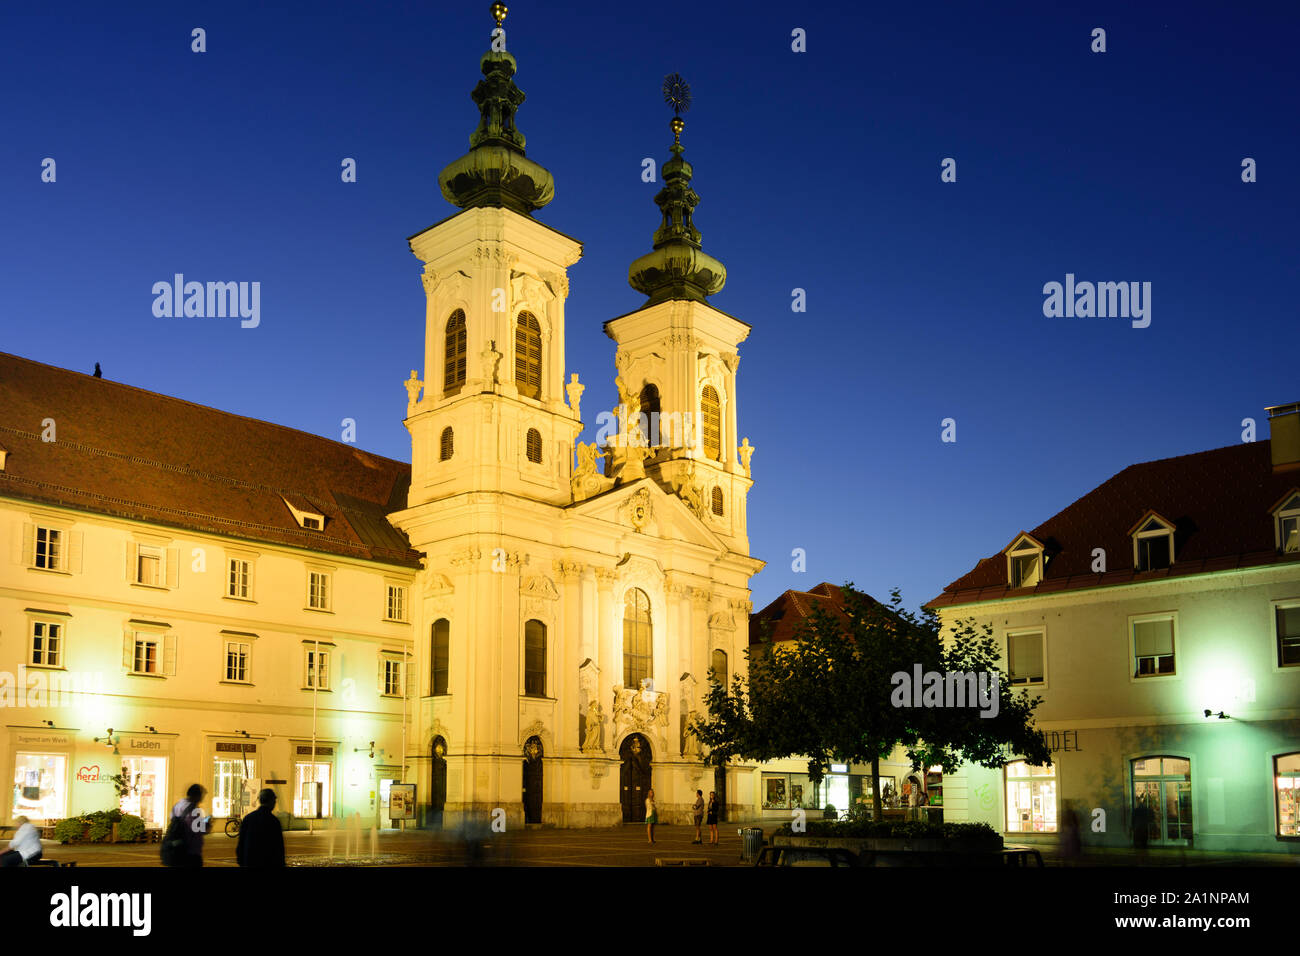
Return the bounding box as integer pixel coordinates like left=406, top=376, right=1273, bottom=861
left=628, top=74, right=726, bottom=305
left=439, top=3, right=555, bottom=215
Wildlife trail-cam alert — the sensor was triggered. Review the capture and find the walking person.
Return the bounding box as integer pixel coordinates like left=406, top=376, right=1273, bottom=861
left=165, top=784, right=210, bottom=867
left=706, top=791, right=719, bottom=845
left=236, top=789, right=285, bottom=867
left=645, top=788, right=657, bottom=844
left=0, top=816, right=42, bottom=866
left=691, top=790, right=705, bottom=844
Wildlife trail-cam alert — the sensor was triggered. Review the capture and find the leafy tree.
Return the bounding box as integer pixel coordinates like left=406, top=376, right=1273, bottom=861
left=692, top=584, right=1051, bottom=816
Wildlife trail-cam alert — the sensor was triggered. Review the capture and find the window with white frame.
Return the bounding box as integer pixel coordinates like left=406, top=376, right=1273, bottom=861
left=1132, top=514, right=1174, bottom=571
left=380, top=655, right=403, bottom=697
left=227, top=557, right=252, bottom=599
left=385, top=584, right=408, bottom=622
left=1004, top=534, right=1044, bottom=588
left=1276, top=602, right=1300, bottom=668
left=30, top=620, right=63, bottom=667
left=138, top=544, right=163, bottom=586
left=33, top=526, right=63, bottom=570
left=1131, top=614, right=1176, bottom=678
left=225, top=641, right=251, bottom=682
left=125, top=629, right=175, bottom=676
left=304, top=646, right=331, bottom=690
left=307, top=570, right=331, bottom=611
left=1007, top=629, right=1045, bottom=685
left=1274, top=492, right=1300, bottom=554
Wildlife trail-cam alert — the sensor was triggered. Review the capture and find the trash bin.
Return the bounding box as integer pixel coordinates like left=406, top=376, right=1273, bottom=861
left=741, top=826, right=764, bottom=863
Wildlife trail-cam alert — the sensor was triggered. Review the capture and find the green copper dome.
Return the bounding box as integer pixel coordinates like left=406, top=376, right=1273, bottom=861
left=629, top=108, right=726, bottom=306
left=439, top=6, right=554, bottom=215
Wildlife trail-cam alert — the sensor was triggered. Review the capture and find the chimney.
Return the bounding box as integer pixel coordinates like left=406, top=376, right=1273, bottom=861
left=1267, top=402, right=1300, bottom=472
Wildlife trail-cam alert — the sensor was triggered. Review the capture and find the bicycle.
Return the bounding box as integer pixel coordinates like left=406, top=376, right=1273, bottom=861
left=224, top=815, right=241, bottom=837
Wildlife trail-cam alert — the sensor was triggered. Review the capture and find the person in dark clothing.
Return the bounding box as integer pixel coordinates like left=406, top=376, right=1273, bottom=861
left=236, top=789, right=285, bottom=867
left=169, top=783, right=210, bottom=867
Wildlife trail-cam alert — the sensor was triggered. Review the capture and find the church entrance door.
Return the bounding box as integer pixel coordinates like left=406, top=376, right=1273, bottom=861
left=430, top=737, right=447, bottom=828
left=523, top=736, right=543, bottom=824
left=620, top=734, right=652, bottom=823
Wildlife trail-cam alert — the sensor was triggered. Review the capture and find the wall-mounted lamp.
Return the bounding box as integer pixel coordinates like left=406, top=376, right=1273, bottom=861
left=146, top=726, right=157, bottom=734
left=353, top=741, right=376, bottom=759
left=1203, top=709, right=1231, bottom=720
left=93, top=728, right=120, bottom=754
left=42, top=720, right=55, bottom=728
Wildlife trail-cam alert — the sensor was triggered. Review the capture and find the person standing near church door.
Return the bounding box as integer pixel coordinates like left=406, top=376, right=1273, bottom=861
left=691, top=790, right=705, bottom=844
left=645, top=789, right=657, bottom=844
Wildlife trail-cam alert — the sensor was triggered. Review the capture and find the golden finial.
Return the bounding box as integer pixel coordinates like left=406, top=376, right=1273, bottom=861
left=670, top=115, right=685, bottom=148
left=490, top=2, right=508, bottom=28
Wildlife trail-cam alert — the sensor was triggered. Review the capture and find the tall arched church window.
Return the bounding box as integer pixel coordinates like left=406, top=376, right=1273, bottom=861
left=524, top=620, right=546, bottom=696
left=430, top=618, right=450, bottom=696
left=623, top=588, right=652, bottom=687
left=701, top=385, right=721, bottom=460
left=443, top=310, right=467, bottom=394
left=515, top=312, right=542, bottom=400
left=639, top=383, right=661, bottom=447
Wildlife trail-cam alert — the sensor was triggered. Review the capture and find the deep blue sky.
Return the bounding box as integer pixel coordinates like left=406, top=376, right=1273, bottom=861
left=3, top=1, right=1297, bottom=611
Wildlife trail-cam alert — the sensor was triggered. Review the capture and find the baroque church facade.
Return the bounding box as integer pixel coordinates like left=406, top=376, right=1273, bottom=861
left=0, top=7, right=761, bottom=833
left=386, top=7, right=762, bottom=827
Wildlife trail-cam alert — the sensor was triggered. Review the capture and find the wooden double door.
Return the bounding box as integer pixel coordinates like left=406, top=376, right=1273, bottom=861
left=620, top=734, right=652, bottom=823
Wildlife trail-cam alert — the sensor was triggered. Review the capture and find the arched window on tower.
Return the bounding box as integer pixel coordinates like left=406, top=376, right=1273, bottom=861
left=526, top=427, right=543, bottom=463
left=430, top=618, right=449, bottom=696
left=639, top=383, right=661, bottom=446
left=439, top=426, right=454, bottom=461
left=711, top=486, right=724, bottom=516
left=623, top=588, right=652, bottom=687
left=443, top=310, right=467, bottom=394
left=701, top=385, right=721, bottom=460
left=515, top=312, right=542, bottom=400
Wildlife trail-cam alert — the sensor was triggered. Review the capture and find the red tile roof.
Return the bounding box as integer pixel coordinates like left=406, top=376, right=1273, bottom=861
left=0, top=352, right=420, bottom=567
left=928, top=441, right=1300, bottom=608
left=750, top=582, right=857, bottom=644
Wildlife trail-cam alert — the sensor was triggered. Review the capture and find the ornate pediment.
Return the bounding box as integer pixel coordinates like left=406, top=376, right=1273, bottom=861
left=708, top=611, right=736, bottom=632
left=621, top=486, right=654, bottom=532
left=611, top=684, right=670, bottom=753
left=422, top=571, right=454, bottom=596
left=520, top=575, right=559, bottom=600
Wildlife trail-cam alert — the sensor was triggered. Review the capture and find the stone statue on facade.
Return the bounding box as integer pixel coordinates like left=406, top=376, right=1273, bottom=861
left=582, top=700, right=603, bottom=752
left=403, top=370, right=423, bottom=414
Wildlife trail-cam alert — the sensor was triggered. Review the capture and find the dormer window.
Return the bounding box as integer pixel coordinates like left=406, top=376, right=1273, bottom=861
left=1130, top=512, right=1175, bottom=571
left=1272, top=491, right=1300, bottom=554
left=1004, top=533, right=1045, bottom=588
left=283, top=496, right=325, bottom=531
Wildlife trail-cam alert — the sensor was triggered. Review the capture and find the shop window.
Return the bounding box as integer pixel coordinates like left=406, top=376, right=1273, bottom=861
left=30, top=620, right=63, bottom=668
left=1276, top=602, right=1300, bottom=668
left=1132, top=756, right=1192, bottom=843
left=1276, top=753, right=1300, bottom=837
left=12, top=752, right=66, bottom=822
left=1005, top=759, right=1057, bottom=832
left=212, top=749, right=258, bottom=819
left=1007, top=629, right=1045, bottom=685
left=1131, top=614, right=1176, bottom=678
left=762, top=773, right=789, bottom=810
left=118, top=756, right=167, bottom=828
left=294, top=761, right=332, bottom=818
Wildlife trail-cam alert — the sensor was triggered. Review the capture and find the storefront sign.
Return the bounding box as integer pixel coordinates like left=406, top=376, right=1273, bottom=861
left=125, top=737, right=164, bottom=751
left=295, top=745, right=333, bottom=757
left=1040, top=730, right=1082, bottom=753
left=215, top=742, right=257, bottom=753
left=14, top=732, right=71, bottom=747
left=75, top=765, right=104, bottom=783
